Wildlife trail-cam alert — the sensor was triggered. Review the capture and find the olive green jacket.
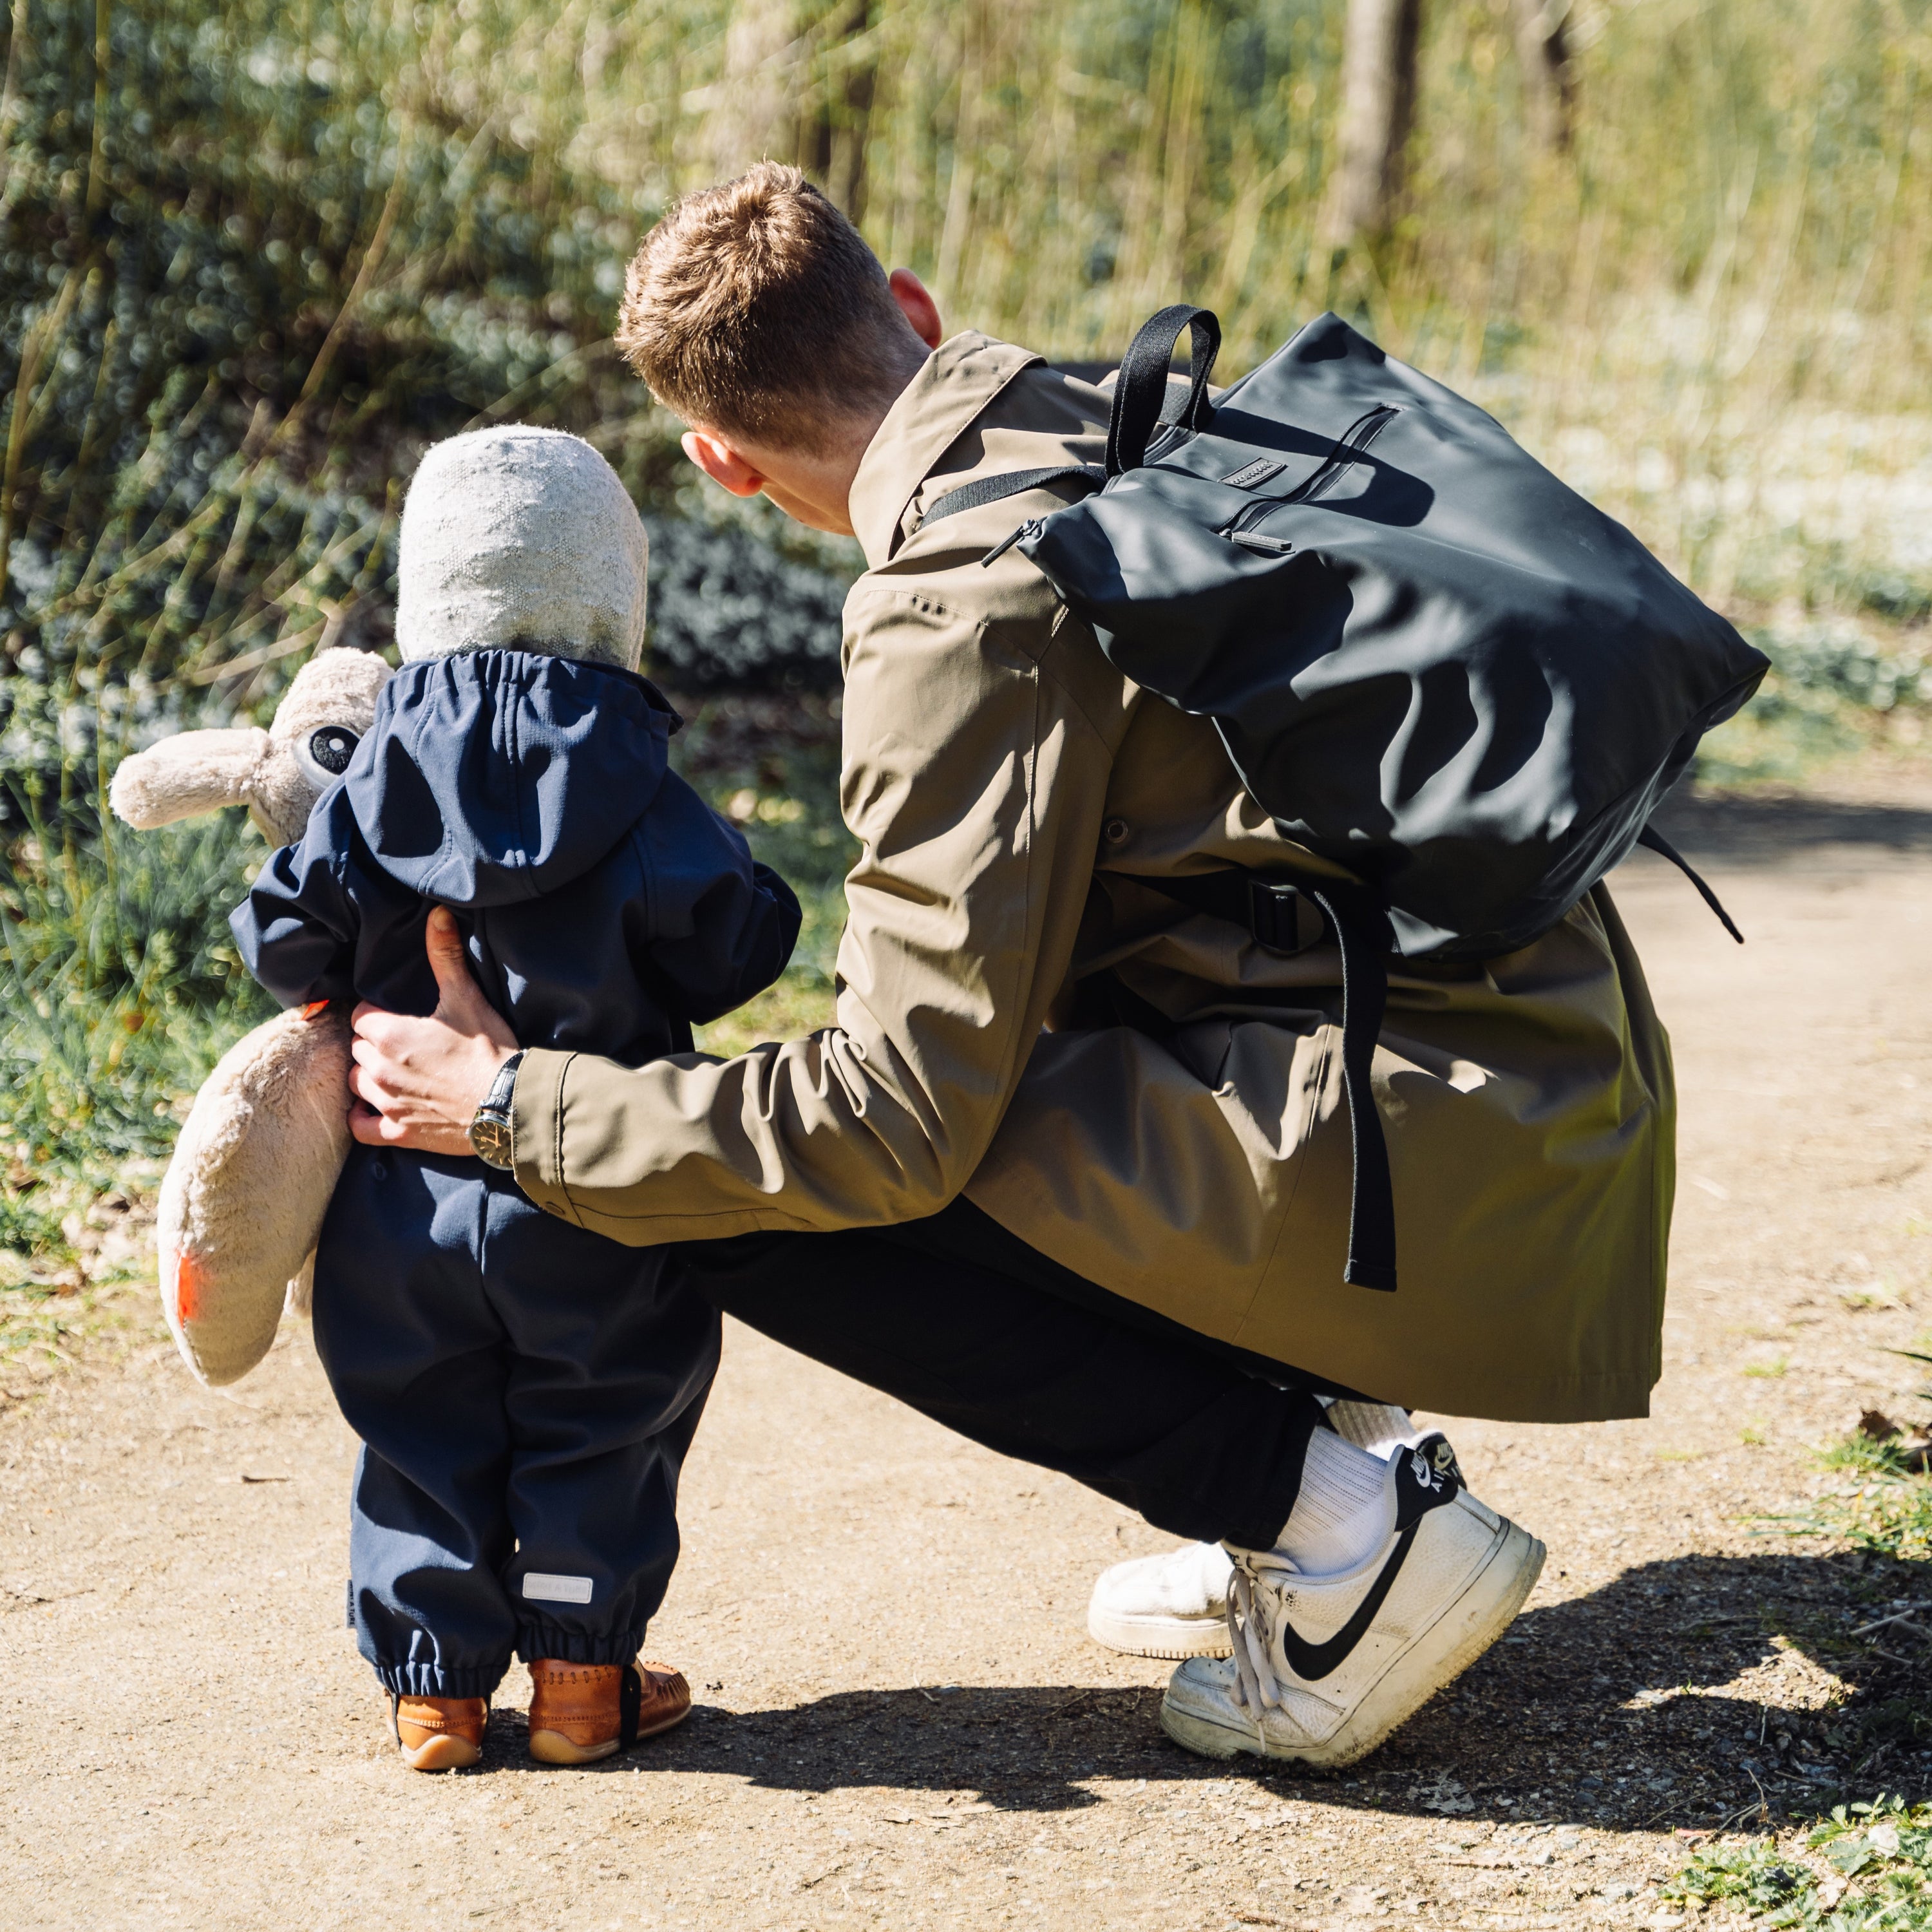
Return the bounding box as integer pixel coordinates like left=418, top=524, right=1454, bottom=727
left=513, top=332, right=1676, bottom=1422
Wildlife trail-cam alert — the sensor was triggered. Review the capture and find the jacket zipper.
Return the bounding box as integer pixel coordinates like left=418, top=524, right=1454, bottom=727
left=982, top=516, right=1046, bottom=566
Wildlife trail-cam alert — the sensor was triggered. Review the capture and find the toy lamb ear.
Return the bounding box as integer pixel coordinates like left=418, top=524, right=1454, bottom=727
left=109, top=728, right=271, bottom=831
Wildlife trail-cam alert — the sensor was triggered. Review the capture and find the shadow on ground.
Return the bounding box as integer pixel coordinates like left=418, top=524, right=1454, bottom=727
left=465, top=1553, right=1929, bottom=1823
left=1646, top=788, right=1932, bottom=866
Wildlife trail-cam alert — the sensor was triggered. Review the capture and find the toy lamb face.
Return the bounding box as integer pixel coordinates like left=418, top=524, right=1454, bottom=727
left=111, top=645, right=392, bottom=848
left=111, top=647, right=392, bottom=1387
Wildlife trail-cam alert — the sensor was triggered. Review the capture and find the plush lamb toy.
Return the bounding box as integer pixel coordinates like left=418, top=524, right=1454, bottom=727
left=109, top=647, right=392, bottom=1386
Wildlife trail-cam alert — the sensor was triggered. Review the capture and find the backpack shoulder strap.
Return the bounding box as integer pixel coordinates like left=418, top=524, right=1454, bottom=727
left=1142, top=867, right=1397, bottom=1292
left=920, top=305, right=1222, bottom=535
left=919, top=463, right=1105, bottom=530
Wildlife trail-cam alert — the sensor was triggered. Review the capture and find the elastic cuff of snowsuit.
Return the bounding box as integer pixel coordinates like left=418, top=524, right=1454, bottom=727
left=373, top=1658, right=509, bottom=1700
left=516, top=1622, right=649, bottom=1668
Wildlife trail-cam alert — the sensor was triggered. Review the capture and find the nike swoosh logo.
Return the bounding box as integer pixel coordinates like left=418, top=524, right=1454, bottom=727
left=1273, top=1523, right=1419, bottom=1683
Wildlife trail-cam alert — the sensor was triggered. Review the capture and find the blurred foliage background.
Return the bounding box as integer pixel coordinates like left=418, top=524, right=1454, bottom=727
left=1, top=0, right=1929, bottom=1293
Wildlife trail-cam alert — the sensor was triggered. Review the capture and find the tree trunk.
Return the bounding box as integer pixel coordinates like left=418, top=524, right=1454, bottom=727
left=702, top=0, right=799, bottom=182
left=1511, top=0, right=1574, bottom=154
left=1320, top=0, right=1424, bottom=252
left=808, top=48, right=876, bottom=222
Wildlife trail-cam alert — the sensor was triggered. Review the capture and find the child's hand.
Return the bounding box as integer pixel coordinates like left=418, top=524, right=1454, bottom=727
left=348, top=908, right=518, bottom=1157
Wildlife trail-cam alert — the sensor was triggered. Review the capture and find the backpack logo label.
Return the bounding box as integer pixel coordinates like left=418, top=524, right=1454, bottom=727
left=1221, top=458, right=1286, bottom=491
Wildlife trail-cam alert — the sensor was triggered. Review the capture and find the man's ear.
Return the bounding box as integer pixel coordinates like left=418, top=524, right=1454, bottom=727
left=680, top=430, right=766, bottom=499
left=888, top=269, right=943, bottom=351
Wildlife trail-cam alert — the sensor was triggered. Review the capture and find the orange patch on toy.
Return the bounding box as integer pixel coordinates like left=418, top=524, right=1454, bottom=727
left=169, top=1250, right=205, bottom=1325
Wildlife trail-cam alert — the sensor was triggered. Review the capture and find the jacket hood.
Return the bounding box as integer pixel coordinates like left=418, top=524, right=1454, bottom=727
left=339, top=650, right=679, bottom=907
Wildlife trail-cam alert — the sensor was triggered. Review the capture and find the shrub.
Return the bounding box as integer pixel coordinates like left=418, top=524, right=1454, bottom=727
left=0, top=0, right=852, bottom=806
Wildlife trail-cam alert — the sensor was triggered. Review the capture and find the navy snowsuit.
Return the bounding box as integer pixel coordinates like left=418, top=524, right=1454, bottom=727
left=234, top=649, right=800, bottom=1698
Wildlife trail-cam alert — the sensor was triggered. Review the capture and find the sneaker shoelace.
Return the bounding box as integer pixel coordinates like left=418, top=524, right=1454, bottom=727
left=1224, top=1549, right=1294, bottom=1718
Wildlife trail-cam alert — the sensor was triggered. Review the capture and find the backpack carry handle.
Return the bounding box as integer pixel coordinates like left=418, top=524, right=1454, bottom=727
left=1106, top=305, right=1222, bottom=477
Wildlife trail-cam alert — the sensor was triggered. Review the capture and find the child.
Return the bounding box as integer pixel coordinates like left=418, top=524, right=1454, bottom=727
left=234, top=426, right=800, bottom=1770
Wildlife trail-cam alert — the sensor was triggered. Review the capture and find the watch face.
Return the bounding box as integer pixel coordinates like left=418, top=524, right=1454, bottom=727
left=469, top=1113, right=515, bottom=1169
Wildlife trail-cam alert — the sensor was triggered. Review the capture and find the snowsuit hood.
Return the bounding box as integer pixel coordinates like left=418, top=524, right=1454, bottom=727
left=345, top=650, right=677, bottom=908
left=234, top=648, right=800, bottom=1065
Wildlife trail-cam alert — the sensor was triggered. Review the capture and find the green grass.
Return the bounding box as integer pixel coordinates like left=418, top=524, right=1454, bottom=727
left=1697, top=624, right=1932, bottom=788
left=1768, top=1352, right=1932, bottom=1564
left=0, top=787, right=274, bottom=1283
left=1793, top=1434, right=1932, bottom=1567
left=0, top=810, right=272, bottom=1165
left=1665, top=1797, right=1932, bottom=1929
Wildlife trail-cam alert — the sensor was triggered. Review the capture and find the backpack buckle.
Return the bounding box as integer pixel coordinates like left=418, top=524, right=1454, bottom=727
left=1245, top=876, right=1325, bottom=956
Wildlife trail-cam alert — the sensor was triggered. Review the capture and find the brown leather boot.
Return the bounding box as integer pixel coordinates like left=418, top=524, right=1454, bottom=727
left=389, top=1692, right=488, bottom=1772
left=526, top=1660, right=691, bottom=1766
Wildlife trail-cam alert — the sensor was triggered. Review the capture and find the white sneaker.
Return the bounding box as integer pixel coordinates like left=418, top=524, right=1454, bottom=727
left=1160, top=1434, right=1544, bottom=1767
left=1088, top=1541, right=1235, bottom=1658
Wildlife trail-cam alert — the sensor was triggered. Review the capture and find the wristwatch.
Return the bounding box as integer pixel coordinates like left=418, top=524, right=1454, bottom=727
left=468, top=1050, right=526, bottom=1170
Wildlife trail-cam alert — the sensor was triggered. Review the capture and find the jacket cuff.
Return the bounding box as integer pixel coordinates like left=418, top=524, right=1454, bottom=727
left=510, top=1047, right=582, bottom=1225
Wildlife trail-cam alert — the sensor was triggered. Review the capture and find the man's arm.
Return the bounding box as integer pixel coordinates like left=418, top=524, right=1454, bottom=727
left=503, top=575, right=1114, bottom=1242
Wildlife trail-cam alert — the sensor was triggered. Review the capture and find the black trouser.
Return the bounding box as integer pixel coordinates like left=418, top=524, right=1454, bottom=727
left=669, top=1198, right=1337, bottom=1552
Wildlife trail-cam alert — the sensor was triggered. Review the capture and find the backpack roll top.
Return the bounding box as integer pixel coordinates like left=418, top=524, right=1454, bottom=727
left=950, top=303, right=1769, bottom=962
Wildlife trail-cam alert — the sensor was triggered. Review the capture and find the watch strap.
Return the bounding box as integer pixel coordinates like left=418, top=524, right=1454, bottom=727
left=482, top=1049, right=526, bottom=1121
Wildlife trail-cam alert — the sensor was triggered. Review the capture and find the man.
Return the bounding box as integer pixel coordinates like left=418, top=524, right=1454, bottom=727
left=346, top=164, right=1674, bottom=1766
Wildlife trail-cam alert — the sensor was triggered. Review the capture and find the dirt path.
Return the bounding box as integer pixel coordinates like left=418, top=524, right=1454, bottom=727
left=5, top=782, right=1931, bottom=1932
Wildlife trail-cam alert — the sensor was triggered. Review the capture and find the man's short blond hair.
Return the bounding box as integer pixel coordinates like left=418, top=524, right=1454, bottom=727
left=617, top=164, right=924, bottom=450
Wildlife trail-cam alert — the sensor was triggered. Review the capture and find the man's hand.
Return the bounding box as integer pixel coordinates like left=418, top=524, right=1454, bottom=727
left=348, top=907, right=517, bottom=1157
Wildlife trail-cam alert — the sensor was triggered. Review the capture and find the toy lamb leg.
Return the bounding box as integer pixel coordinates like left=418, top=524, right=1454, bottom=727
left=109, top=647, right=392, bottom=1386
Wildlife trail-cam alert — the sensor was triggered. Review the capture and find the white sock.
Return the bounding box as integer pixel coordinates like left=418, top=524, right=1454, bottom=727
left=1272, top=1427, right=1392, bottom=1576
left=1324, top=1399, right=1423, bottom=1459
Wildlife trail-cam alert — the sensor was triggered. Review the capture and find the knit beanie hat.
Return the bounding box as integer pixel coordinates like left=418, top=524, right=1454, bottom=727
left=395, top=425, right=649, bottom=670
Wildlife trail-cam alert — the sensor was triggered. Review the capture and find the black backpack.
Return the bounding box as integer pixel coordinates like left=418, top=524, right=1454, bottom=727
left=926, top=305, right=1768, bottom=1294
